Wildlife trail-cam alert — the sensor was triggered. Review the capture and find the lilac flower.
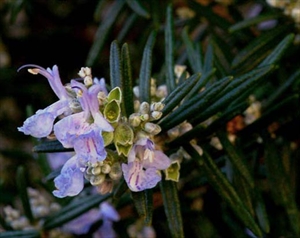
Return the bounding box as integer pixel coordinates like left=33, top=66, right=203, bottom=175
left=63, top=201, right=119, bottom=237
left=52, top=156, right=84, bottom=198
left=63, top=208, right=101, bottom=235
left=73, top=129, right=107, bottom=165
left=18, top=65, right=71, bottom=138
left=94, top=202, right=120, bottom=238
left=122, top=138, right=171, bottom=192
left=53, top=80, right=113, bottom=148
left=52, top=80, right=113, bottom=197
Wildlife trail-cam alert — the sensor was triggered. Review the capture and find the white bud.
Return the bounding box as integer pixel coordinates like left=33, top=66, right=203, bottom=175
left=140, top=113, right=149, bottom=121
left=291, top=6, right=300, bottom=24
left=179, top=122, right=193, bottom=134
left=156, top=85, right=168, bottom=98
left=84, top=76, right=93, bottom=86
left=109, top=163, right=122, bottom=180
left=144, top=122, right=161, bottom=135
left=78, top=67, right=91, bottom=78
left=140, top=102, right=150, bottom=114
left=92, top=166, right=101, bottom=175
left=129, top=113, right=141, bottom=127
left=90, top=174, right=106, bottom=186
left=167, top=127, right=180, bottom=139
left=133, top=86, right=139, bottom=98
left=151, top=102, right=164, bottom=111
left=151, top=111, right=162, bottom=120
left=101, top=164, right=111, bottom=174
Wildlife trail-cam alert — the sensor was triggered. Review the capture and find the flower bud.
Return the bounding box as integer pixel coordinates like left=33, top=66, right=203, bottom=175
left=84, top=76, right=93, bottom=86
left=92, top=166, right=101, bottom=175
left=129, top=113, right=141, bottom=127
left=90, top=174, right=106, bottom=186
left=139, top=102, right=150, bottom=114
left=151, top=102, right=164, bottom=111
left=109, top=163, right=122, bottom=180
left=101, top=163, right=111, bottom=174
left=140, top=113, right=149, bottom=121
left=143, top=122, right=161, bottom=135
left=151, top=111, right=162, bottom=120
left=167, top=127, right=180, bottom=140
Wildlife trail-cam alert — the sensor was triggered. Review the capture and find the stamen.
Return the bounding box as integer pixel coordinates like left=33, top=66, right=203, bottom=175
left=28, top=68, right=40, bottom=75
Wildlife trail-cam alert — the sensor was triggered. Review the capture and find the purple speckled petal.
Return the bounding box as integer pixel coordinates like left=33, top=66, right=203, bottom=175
left=122, top=161, right=161, bottom=192
left=73, top=129, right=107, bottom=164
left=143, top=150, right=172, bottom=170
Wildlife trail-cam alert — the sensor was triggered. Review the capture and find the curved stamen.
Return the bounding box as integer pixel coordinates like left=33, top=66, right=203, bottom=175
left=18, top=64, right=67, bottom=100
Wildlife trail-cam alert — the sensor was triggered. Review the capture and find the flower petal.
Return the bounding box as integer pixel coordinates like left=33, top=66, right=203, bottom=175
left=54, top=112, right=90, bottom=148
left=122, top=161, right=161, bottom=192
left=73, top=129, right=107, bottom=164
left=143, top=151, right=172, bottom=170
left=53, top=156, right=84, bottom=198
left=18, top=110, right=55, bottom=138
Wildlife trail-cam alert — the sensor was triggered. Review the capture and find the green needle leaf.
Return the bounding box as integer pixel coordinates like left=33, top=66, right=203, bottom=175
left=131, top=189, right=153, bottom=226
left=160, top=180, right=184, bottom=238
left=184, top=144, right=263, bottom=237
left=229, top=13, right=282, bottom=33
left=43, top=193, right=111, bottom=230
left=110, top=40, right=123, bottom=89
left=33, top=140, right=73, bottom=153
left=162, top=73, right=201, bottom=117
left=160, top=75, right=232, bottom=131
left=231, top=26, right=290, bottom=73
left=170, top=101, right=248, bottom=145
left=259, top=33, right=294, bottom=67
left=16, top=166, right=34, bottom=223
left=165, top=4, right=176, bottom=93
left=121, top=43, right=134, bottom=116
left=126, top=0, right=150, bottom=19
left=218, top=130, right=255, bottom=189
left=181, top=27, right=203, bottom=73
left=86, top=1, right=125, bottom=67
left=139, top=30, right=157, bottom=103
left=263, top=134, right=300, bottom=236
left=191, top=65, right=275, bottom=124
left=0, top=230, right=40, bottom=238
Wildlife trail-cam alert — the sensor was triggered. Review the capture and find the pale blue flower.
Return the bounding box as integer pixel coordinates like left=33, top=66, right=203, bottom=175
left=18, top=65, right=71, bottom=138
left=53, top=80, right=113, bottom=148
left=63, top=208, right=101, bottom=235
left=93, top=77, right=108, bottom=95
left=94, top=202, right=120, bottom=238
left=62, top=201, right=119, bottom=237
left=71, top=80, right=113, bottom=131
left=73, top=129, right=107, bottom=165
left=53, top=156, right=84, bottom=198
left=122, top=138, right=172, bottom=192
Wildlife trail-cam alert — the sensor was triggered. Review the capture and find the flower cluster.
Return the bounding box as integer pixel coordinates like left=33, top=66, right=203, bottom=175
left=18, top=65, right=173, bottom=197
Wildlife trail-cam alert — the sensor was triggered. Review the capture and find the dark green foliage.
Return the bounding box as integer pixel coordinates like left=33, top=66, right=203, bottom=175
left=2, top=0, right=300, bottom=237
